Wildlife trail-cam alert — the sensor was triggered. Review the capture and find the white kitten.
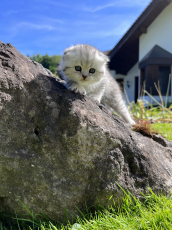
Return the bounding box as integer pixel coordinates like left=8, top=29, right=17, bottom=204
left=60, top=44, right=135, bottom=125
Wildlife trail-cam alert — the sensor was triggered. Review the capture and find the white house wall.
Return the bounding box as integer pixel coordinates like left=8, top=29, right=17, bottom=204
left=110, top=64, right=140, bottom=104
left=124, top=62, right=139, bottom=103
left=139, top=2, right=172, bottom=103
left=109, top=70, right=126, bottom=80
left=109, top=70, right=116, bottom=78
left=139, top=2, right=172, bottom=61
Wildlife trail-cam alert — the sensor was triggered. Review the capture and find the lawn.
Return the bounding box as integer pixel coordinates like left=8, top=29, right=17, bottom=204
left=151, top=123, right=172, bottom=141
left=1, top=189, right=172, bottom=230
left=66, top=189, right=172, bottom=230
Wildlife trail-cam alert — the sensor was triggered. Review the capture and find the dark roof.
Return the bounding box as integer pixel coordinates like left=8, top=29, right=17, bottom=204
left=139, top=45, right=172, bottom=68
left=109, top=0, right=172, bottom=75
left=103, top=50, right=111, bottom=56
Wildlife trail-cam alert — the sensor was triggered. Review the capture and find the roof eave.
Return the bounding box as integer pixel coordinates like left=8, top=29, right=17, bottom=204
left=109, top=0, right=171, bottom=59
left=109, top=0, right=172, bottom=74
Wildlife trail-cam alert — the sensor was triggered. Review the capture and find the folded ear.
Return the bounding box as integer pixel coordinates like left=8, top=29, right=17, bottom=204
left=63, top=46, right=75, bottom=55
left=62, top=46, right=76, bottom=63
left=61, top=46, right=76, bottom=69
left=99, top=52, right=110, bottom=63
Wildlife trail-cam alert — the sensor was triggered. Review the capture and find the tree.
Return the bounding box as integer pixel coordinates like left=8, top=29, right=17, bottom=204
left=28, top=54, right=61, bottom=75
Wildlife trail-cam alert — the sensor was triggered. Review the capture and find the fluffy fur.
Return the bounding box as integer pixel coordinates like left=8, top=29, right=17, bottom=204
left=60, top=44, right=135, bottom=125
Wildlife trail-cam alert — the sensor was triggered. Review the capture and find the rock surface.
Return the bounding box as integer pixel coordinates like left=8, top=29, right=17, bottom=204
left=0, top=41, right=172, bottom=221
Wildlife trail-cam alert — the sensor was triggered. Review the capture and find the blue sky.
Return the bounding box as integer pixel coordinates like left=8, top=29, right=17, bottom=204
left=1, top=0, right=151, bottom=56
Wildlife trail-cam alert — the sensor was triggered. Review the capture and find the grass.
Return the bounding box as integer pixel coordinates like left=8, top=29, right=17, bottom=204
left=1, top=189, right=172, bottom=230
left=151, top=123, right=172, bottom=141
left=129, top=97, right=172, bottom=140
left=67, top=189, right=172, bottom=230
left=129, top=99, right=172, bottom=121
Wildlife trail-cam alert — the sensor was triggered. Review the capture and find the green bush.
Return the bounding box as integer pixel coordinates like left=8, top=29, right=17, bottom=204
left=27, top=54, right=61, bottom=75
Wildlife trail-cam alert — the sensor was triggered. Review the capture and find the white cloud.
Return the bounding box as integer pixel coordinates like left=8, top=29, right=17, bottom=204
left=83, top=0, right=151, bottom=13
left=77, top=19, right=132, bottom=40
left=83, top=3, right=115, bottom=13
left=16, top=22, right=56, bottom=31
left=3, top=9, right=29, bottom=16
left=99, top=20, right=132, bottom=37
left=44, top=1, right=70, bottom=8
left=115, top=0, right=151, bottom=7
left=40, top=17, right=63, bottom=24
left=3, top=10, right=19, bottom=15
left=39, top=0, right=151, bottom=13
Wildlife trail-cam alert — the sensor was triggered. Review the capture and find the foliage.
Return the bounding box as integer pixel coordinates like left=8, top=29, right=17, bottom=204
left=27, top=54, right=61, bottom=75
left=129, top=73, right=172, bottom=121
left=129, top=99, right=151, bottom=119
left=129, top=99, right=172, bottom=121
left=129, top=99, right=172, bottom=140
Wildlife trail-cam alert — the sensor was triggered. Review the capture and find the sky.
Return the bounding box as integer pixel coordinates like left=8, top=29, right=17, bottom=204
left=0, top=0, right=151, bottom=56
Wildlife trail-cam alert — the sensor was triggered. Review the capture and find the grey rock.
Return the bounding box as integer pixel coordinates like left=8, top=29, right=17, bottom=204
left=0, top=41, right=172, bottom=221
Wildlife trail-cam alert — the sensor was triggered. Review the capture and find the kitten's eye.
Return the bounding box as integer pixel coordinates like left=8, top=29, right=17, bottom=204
left=75, top=66, right=82, bottom=71
left=89, top=68, right=95, bottom=74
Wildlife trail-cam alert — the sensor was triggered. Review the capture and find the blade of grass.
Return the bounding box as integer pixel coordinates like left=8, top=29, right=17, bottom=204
left=165, top=74, right=171, bottom=108
left=144, top=90, right=172, bottom=115
left=154, top=81, right=165, bottom=118
left=14, top=195, right=36, bottom=220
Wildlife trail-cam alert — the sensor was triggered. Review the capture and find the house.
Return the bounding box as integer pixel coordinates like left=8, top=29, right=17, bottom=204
left=108, top=0, right=172, bottom=104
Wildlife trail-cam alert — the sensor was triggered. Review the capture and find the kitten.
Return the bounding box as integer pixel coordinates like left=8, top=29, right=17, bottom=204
left=60, top=44, right=135, bottom=125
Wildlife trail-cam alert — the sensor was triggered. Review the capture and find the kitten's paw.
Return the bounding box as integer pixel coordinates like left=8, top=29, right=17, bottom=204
left=124, top=118, right=135, bottom=128
left=129, top=119, right=136, bottom=125
left=69, top=84, right=86, bottom=95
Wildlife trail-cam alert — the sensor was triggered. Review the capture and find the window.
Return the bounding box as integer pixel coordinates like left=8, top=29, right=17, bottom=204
left=140, top=65, right=171, bottom=96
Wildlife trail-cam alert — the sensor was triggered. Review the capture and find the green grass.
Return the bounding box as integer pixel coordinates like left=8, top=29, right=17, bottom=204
left=151, top=123, right=172, bottom=141
left=129, top=100, right=172, bottom=120
left=1, top=189, right=172, bottom=230
left=67, top=189, right=172, bottom=230
left=130, top=100, right=172, bottom=140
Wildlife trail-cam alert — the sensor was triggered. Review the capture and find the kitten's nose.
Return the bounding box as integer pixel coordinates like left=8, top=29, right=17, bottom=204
left=82, top=75, right=87, bottom=80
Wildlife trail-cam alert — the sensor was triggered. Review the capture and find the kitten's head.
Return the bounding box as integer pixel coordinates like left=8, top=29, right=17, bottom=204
left=61, top=44, right=109, bottom=85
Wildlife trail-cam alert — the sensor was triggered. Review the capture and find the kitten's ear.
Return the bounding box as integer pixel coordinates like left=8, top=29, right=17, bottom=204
left=63, top=46, right=75, bottom=62
left=99, top=52, right=110, bottom=63
left=63, top=46, right=75, bottom=55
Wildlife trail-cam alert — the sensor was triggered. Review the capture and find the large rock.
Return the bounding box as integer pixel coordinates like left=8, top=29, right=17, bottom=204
left=0, top=41, right=172, bottom=221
